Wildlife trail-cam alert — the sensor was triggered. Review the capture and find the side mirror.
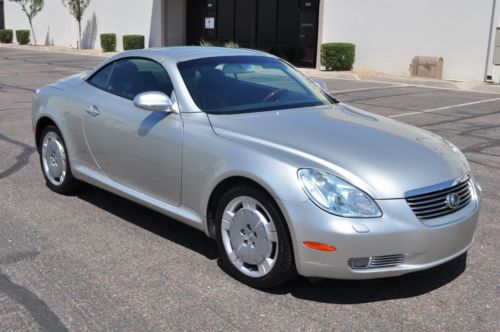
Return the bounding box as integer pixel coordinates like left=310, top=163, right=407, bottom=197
left=133, top=91, right=173, bottom=112
left=313, top=79, right=328, bottom=91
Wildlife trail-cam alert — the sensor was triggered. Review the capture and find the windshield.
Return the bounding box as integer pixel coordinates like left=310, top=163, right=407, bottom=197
left=177, top=56, right=334, bottom=114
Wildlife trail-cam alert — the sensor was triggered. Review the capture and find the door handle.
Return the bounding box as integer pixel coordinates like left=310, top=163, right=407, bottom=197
left=85, top=105, right=100, bottom=117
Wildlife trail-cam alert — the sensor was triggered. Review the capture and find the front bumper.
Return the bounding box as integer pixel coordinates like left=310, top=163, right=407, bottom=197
left=281, top=180, right=480, bottom=279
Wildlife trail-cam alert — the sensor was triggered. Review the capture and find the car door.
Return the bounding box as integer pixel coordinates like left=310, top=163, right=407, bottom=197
left=82, top=57, right=183, bottom=206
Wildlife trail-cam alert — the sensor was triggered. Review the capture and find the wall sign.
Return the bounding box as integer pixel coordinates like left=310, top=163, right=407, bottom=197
left=205, top=17, right=215, bottom=29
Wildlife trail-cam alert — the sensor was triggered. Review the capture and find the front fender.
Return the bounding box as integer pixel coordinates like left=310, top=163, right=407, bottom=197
left=180, top=113, right=308, bottom=230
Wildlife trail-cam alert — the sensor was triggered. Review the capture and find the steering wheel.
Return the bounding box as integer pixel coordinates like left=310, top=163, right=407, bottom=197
left=263, top=88, right=288, bottom=102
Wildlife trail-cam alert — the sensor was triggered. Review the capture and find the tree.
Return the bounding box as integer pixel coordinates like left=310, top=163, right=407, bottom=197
left=10, top=0, right=44, bottom=45
left=62, top=0, right=90, bottom=49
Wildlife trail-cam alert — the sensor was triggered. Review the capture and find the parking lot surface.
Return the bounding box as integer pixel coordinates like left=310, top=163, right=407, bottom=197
left=0, top=47, right=499, bottom=331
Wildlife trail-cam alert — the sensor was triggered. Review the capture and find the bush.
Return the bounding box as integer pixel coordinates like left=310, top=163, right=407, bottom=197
left=123, top=35, right=144, bottom=50
left=321, top=42, right=355, bottom=71
left=0, top=29, right=14, bottom=43
left=16, top=30, right=31, bottom=45
left=224, top=41, right=239, bottom=48
left=100, top=33, right=116, bottom=52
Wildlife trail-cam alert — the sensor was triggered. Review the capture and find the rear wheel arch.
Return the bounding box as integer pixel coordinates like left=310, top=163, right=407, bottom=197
left=37, top=123, right=80, bottom=194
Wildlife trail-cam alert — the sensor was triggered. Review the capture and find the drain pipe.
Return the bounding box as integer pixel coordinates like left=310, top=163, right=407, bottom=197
left=485, top=0, right=497, bottom=82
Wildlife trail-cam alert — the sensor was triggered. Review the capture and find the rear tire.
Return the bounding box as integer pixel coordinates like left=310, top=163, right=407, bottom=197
left=215, top=185, right=296, bottom=288
left=38, top=125, right=79, bottom=194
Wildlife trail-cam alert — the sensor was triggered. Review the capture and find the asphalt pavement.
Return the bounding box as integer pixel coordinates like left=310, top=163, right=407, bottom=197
left=0, top=47, right=499, bottom=331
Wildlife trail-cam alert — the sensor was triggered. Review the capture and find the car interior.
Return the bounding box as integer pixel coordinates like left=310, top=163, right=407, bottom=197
left=100, top=59, right=174, bottom=100
left=181, top=64, right=322, bottom=113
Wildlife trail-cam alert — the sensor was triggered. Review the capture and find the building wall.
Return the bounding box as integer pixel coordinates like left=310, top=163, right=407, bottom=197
left=165, top=0, right=186, bottom=45
left=5, top=0, right=500, bottom=81
left=4, top=0, right=162, bottom=50
left=321, top=0, right=497, bottom=81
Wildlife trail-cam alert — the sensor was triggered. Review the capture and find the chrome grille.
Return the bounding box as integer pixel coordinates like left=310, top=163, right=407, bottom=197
left=348, top=254, right=406, bottom=269
left=406, top=180, right=471, bottom=220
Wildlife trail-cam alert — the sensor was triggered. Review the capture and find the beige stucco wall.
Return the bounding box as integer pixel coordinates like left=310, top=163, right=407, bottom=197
left=320, top=0, right=497, bottom=81
left=4, top=0, right=163, bottom=50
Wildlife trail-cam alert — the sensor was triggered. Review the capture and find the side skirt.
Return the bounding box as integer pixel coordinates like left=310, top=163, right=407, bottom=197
left=71, top=162, right=207, bottom=234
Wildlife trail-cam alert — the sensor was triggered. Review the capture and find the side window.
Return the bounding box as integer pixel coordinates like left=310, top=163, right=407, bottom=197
left=106, top=58, right=174, bottom=100
left=87, top=62, right=114, bottom=90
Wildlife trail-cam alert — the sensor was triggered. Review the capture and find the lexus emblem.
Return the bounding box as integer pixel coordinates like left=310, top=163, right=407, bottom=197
left=446, top=193, right=461, bottom=209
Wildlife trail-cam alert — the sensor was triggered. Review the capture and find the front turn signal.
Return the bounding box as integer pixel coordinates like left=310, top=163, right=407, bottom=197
left=303, top=241, right=337, bottom=252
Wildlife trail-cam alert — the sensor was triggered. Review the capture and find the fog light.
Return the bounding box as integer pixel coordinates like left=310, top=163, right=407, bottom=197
left=351, top=257, right=370, bottom=268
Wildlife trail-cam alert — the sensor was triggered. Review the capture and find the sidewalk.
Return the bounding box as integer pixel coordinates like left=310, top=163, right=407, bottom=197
left=298, top=67, right=360, bottom=80
left=0, top=43, right=115, bottom=58
left=299, top=66, right=500, bottom=94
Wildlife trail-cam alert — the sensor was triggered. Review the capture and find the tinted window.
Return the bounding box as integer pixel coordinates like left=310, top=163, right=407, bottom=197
left=228, top=67, right=306, bottom=94
left=178, top=56, right=333, bottom=114
left=88, top=62, right=113, bottom=89
left=89, top=58, right=174, bottom=100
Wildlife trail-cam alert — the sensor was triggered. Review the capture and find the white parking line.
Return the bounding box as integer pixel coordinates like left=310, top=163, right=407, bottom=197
left=389, top=97, right=500, bottom=118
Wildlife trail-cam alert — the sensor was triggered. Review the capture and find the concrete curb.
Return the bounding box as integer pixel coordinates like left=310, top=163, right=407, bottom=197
left=297, top=67, right=360, bottom=80
left=0, top=43, right=113, bottom=58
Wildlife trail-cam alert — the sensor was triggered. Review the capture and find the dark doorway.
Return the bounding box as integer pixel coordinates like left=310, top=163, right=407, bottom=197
left=0, top=1, right=4, bottom=30
left=186, top=0, right=320, bottom=67
left=297, top=0, right=319, bottom=66
left=186, top=0, right=204, bottom=45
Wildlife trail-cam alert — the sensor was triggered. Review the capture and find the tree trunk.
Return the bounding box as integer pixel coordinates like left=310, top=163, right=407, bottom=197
left=28, top=17, right=37, bottom=45
left=78, top=20, right=82, bottom=49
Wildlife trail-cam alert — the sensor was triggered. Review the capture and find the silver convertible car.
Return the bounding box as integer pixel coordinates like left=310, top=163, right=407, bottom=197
left=32, top=47, right=481, bottom=288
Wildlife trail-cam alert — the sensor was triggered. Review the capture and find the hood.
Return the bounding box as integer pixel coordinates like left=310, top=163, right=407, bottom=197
left=208, top=104, right=470, bottom=199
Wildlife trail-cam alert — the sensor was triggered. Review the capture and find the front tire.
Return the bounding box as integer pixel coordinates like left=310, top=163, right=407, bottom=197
left=38, top=125, right=79, bottom=194
left=215, top=186, right=296, bottom=288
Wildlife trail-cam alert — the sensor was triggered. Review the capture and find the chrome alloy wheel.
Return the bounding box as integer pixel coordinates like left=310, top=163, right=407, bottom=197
left=41, top=131, right=67, bottom=186
left=221, top=196, right=279, bottom=278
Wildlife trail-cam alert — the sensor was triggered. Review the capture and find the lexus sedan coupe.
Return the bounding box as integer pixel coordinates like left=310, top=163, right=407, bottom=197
left=33, top=47, right=481, bottom=288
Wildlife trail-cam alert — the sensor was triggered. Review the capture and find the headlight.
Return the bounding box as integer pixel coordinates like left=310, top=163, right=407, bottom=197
left=298, top=169, right=382, bottom=218
left=443, top=138, right=460, bottom=153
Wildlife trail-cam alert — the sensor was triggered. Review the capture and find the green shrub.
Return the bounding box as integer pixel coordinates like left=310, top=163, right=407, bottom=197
left=100, top=33, right=116, bottom=52
left=321, top=42, right=355, bottom=71
left=224, top=41, right=239, bottom=48
left=16, top=30, right=31, bottom=45
left=0, top=29, right=14, bottom=43
left=123, top=35, right=144, bottom=50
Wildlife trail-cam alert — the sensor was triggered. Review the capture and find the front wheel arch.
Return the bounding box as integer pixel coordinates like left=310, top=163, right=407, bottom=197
left=214, top=184, right=298, bottom=287
left=206, top=177, right=298, bottom=264
left=207, top=176, right=277, bottom=238
left=35, top=116, right=58, bottom=149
